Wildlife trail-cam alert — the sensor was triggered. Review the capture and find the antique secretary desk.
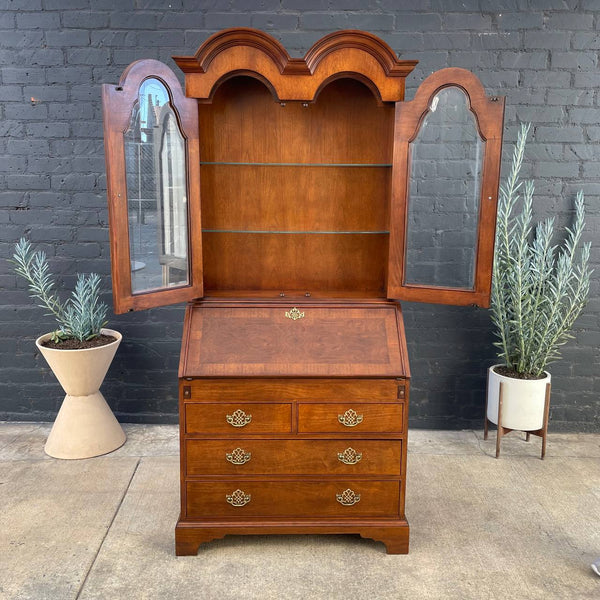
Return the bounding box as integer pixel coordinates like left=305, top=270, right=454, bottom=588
left=102, top=28, right=505, bottom=554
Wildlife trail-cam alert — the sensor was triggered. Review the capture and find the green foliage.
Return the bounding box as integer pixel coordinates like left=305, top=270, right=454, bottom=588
left=10, top=238, right=109, bottom=342
left=490, top=123, right=591, bottom=377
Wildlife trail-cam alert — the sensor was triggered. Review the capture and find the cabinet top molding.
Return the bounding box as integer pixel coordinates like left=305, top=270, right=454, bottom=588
left=173, top=27, right=418, bottom=102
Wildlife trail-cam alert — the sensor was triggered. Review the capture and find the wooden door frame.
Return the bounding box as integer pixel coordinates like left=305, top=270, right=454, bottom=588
left=387, top=67, right=505, bottom=307
left=102, top=59, right=203, bottom=313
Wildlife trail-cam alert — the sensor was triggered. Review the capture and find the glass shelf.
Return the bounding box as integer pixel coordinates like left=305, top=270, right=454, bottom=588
left=200, top=161, right=392, bottom=167
left=202, top=229, right=390, bottom=234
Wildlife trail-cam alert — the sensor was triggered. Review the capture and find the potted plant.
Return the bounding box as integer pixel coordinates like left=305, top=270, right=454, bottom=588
left=486, top=123, right=591, bottom=457
left=10, top=238, right=126, bottom=459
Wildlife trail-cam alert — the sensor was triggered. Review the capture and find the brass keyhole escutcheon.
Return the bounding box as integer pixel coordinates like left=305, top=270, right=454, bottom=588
left=285, top=307, right=304, bottom=320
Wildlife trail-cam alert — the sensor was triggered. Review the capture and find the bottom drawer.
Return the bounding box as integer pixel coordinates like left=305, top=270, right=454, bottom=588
left=186, top=480, right=400, bottom=519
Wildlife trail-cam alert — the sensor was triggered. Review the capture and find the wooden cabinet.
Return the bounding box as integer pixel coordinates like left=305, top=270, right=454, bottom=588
left=177, top=300, right=410, bottom=554
left=101, top=28, right=505, bottom=554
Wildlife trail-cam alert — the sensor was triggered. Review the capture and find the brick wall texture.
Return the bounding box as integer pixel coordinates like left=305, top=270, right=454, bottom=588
left=1, top=0, right=599, bottom=431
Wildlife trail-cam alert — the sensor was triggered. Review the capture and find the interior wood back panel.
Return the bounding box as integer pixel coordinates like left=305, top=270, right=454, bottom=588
left=198, top=76, right=393, bottom=293
left=202, top=232, right=387, bottom=293
left=198, top=76, right=394, bottom=164
left=200, top=165, right=390, bottom=232
left=184, top=304, right=406, bottom=377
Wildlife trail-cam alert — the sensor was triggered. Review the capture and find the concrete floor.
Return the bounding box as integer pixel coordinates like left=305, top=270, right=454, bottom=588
left=1, top=424, right=599, bottom=600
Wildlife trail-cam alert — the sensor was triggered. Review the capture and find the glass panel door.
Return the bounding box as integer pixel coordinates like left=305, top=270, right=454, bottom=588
left=404, top=86, right=483, bottom=290
left=103, top=60, right=203, bottom=313
left=387, top=68, right=505, bottom=307
left=124, top=79, right=189, bottom=294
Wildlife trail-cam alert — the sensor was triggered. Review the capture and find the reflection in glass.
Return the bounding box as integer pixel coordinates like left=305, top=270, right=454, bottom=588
left=124, top=78, right=189, bottom=294
left=404, top=86, right=484, bottom=289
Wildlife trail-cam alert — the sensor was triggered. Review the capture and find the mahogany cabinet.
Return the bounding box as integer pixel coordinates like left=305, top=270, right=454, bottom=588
left=177, top=300, right=410, bottom=553
left=102, top=28, right=505, bottom=554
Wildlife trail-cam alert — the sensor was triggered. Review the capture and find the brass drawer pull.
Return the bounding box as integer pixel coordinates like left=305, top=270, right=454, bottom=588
left=226, top=489, right=251, bottom=507
left=336, top=488, right=361, bottom=506
left=226, top=447, right=252, bottom=465
left=338, top=409, right=363, bottom=427
left=338, top=447, right=362, bottom=465
left=226, top=409, right=252, bottom=427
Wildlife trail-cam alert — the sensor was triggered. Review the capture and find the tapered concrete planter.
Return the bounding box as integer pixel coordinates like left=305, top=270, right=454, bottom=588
left=486, top=365, right=551, bottom=431
left=36, top=328, right=126, bottom=459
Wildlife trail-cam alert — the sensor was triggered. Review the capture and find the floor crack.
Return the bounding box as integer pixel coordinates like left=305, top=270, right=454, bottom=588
left=473, top=428, right=497, bottom=457
left=75, top=457, right=141, bottom=599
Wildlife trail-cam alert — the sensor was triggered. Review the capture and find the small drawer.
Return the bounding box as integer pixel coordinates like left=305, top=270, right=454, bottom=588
left=298, top=403, right=404, bottom=433
left=186, top=480, right=400, bottom=519
left=185, top=439, right=403, bottom=476
left=185, top=403, right=292, bottom=434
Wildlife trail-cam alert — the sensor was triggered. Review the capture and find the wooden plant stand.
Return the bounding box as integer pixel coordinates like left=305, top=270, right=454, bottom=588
left=484, top=380, right=552, bottom=460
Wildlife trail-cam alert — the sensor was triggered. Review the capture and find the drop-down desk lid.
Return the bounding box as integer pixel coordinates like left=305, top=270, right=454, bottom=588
left=179, top=301, right=409, bottom=379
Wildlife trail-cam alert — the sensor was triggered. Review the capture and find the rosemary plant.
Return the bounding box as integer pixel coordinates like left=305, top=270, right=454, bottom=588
left=11, top=238, right=109, bottom=343
left=490, top=123, right=591, bottom=378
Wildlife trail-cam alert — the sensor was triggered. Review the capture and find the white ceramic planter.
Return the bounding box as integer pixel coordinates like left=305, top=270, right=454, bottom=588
left=36, top=328, right=126, bottom=459
left=486, top=365, right=550, bottom=431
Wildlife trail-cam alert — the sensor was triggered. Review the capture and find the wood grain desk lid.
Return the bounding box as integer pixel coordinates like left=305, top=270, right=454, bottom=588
left=181, top=302, right=408, bottom=378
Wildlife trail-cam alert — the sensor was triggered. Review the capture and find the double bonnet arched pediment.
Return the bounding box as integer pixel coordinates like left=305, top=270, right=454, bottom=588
left=172, top=28, right=418, bottom=102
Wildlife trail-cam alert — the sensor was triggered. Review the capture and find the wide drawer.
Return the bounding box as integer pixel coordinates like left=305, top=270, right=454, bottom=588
left=185, top=403, right=292, bottom=434
left=298, top=403, right=404, bottom=433
left=185, top=439, right=402, bottom=476
left=181, top=378, right=403, bottom=402
left=186, top=480, right=400, bottom=518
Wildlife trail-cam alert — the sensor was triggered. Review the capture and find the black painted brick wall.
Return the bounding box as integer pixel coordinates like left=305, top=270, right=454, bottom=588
left=1, top=0, right=599, bottom=431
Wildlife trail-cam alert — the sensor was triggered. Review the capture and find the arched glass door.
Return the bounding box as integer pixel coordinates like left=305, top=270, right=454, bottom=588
left=387, top=68, right=505, bottom=307
left=102, top=60, right=203, bottom=313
